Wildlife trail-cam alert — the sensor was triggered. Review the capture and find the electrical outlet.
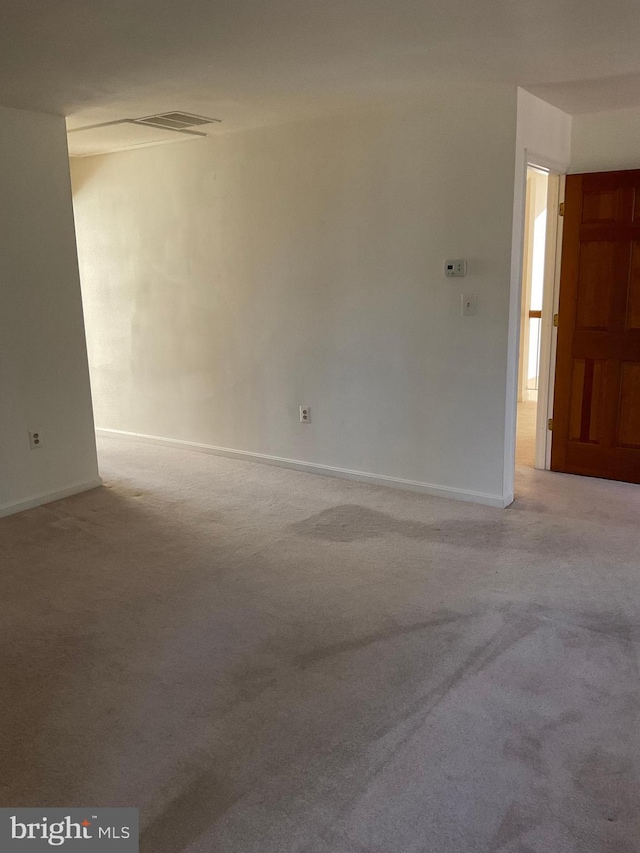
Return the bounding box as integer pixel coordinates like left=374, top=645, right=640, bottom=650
left=299, top=406, right=311, bottom=423
left=28, top=429, right=43, bottom=449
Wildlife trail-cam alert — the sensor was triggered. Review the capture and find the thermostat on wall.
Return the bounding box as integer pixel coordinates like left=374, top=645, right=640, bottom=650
left=445, top=259, right=467, bottom=277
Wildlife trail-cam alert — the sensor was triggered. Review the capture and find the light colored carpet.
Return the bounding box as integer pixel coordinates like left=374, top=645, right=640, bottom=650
left=2, top=436, right=640, bottom=853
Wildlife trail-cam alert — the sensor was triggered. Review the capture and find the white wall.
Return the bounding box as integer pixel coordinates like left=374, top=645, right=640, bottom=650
left=0, top=105, right=100, bottom=516
left=570, top=106, right=640, bottom=174
left=72, top=84, right=518, bottom=506
left=516, top=90, right=572, bottom=174
left=504, top=90, right=571, bottom=500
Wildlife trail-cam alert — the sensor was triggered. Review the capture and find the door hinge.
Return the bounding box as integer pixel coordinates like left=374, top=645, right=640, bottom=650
left=553, top=313, right=559, bottom=327
left=548, top=418, right=554, bottom=431
left=559, top=202, right=565, bottom=217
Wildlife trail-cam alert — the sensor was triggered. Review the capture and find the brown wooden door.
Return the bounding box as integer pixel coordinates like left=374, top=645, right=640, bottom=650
left=552, top=169, right=640, bottom=483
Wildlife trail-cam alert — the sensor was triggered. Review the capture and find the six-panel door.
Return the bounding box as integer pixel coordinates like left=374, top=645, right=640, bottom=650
left=552, top=169, right=640, bottom=483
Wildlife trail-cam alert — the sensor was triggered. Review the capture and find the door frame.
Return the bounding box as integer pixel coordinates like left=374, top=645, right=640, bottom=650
left=534, top=168, right=565, bottom=469
left=506, top=149, right=566, bottom=498
left=518, top=169, right=536, bottom=405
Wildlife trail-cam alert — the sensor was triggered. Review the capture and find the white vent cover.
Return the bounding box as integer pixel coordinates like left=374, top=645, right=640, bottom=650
left=132, top=112, right=220, bottom=131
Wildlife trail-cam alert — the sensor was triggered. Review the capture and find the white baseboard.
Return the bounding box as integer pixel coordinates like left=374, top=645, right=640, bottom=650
left=97, top=428, right=509, bottom=508
left=0, top=477, right=104, bottom=519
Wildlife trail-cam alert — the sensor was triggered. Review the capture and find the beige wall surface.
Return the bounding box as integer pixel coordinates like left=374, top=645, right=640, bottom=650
left=72, top=84, right=517, bottom=504
left=0, top=105, right=99, bottom=514
left=570, top=107, right=640, bottom=174
left=516, top=90, right=572, bottom=173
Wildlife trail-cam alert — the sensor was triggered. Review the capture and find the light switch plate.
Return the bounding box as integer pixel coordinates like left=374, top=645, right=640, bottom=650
left=461, top=294, right=478, bottom=316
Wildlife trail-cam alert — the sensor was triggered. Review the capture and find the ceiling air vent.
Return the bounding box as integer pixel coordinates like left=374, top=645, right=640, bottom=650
left=67, top=111, right=222, bottom=156
left=132, top=112, right=220, bottom=131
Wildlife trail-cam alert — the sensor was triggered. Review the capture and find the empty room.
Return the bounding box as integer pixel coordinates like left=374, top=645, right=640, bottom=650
left=2, top=2, right=640, bottom=851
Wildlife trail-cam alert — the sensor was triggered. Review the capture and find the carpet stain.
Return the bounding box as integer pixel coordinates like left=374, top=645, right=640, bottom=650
left=140, top=769, right=240, bottom=853
left=573, top=748, right=637, bottom=821
left=295, top=612, right=464, bottom=669
left=290, top=504, right=586, bottom=555
left=228, top=663, right=280, bottom=703
left=489, top=801, right=541, bottom=851
left=502, top=711, right=583, bottom=778
left=290, top=504, right=433, bottom=542
left=371, top=611, right=539, bottom=744
left=523, top=603, right=639, bottom=645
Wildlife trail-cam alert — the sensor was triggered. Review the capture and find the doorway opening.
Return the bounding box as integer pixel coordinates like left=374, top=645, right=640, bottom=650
left=516, top=165, right=562, bottom=471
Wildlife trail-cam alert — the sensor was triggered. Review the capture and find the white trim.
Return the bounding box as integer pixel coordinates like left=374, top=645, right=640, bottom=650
left=507, top=144, right=568, bottom=497
left=544, top=174, right=565, bottom=470
left=518, top=169, right=535, bottom=404
left=534, top=172, right=561, bottom=470
left=97, top=428, right=510, bottom=508
left=504, top=145, right=529, bottom=501
left=0, top=477, right=103, bottom=519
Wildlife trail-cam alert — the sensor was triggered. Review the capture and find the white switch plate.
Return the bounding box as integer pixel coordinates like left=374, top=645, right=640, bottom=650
left=445, top=259, right=467, bottom=277
left=461, top=294, right=478, bottom=316
left=299, top=406, right=311, bottom=423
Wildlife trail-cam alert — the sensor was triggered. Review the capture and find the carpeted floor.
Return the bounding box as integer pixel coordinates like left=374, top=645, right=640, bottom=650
left=2, top=436, right=640, bottom=852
